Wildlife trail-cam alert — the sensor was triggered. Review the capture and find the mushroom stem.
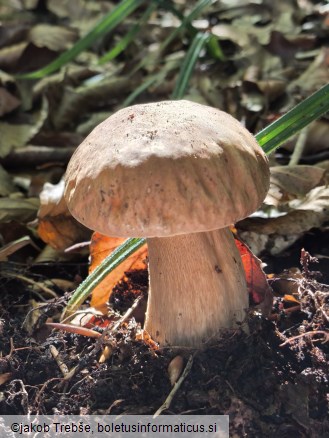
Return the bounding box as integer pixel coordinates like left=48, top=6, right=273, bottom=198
left=144, top=228, right=248, bottom=347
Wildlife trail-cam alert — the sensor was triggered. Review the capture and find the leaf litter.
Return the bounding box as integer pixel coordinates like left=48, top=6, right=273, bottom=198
left=0, top=0, right=328, bottom=435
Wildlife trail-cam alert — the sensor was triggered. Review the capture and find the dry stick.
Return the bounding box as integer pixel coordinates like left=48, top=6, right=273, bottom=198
left=320, top=305, right=329, bottom=324
left=0, top=145, right=75, bottom=168
left=280, top=330, right=329, bottom=347
left=49, top=346, right=79, bottom=395
left=3, top=271, right=58, bottom=299
left=103, top=294, right=144, bottom=336
left=153, top=355, right=194, bottom=418
left=49, top=345, right=70, bottom=377
left=268, top=304, right=301, bottom=321
left=288, top=126, right=309, bottom=166
left=97, top=294, right=144, bottom=362
left=0, top=236, right=39, bottom=261
left=34, top=378, right=63, bottom=414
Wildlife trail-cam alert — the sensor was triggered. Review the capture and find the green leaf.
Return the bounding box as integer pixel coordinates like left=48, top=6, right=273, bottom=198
left=16, top=0, right=145, bottom=79
left=206, top=34, right=226, bottom=61
left=256, top=83, right=329, bottom=154
left=171, top=31, right=210, bottom=99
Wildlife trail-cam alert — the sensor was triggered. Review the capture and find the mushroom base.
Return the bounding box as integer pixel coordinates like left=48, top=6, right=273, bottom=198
left=144, top=228, right=248, bottom=347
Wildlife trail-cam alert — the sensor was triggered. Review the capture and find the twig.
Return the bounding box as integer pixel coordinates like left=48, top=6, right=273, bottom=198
left=279, top=330, right=329, bottom=347
left=96, top=295, right=144, bottom=362
left=0, top=236, right=40, bottom=261
left=288, top=126, right=309, bottom=166
left=0, top=145, right=75, bottom=168
left=49, top=345, right=70, bottom=377
left=269, top=305, right=301, bottom=321
left=34, top=378, right=62, bottom=414
left=106, top=294, right=144, bottom=335
left=3, top=271, right=58, bottom=299
left=153, top=354, right=194, bottom=417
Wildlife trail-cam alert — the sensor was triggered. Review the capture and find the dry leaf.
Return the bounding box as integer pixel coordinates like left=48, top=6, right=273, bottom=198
left=288, top=47, right=329, bottom=94
left=47, top=322, right=102, bottom=338
left=0, top=87, right=20, bottom=116
left=266, top=165, right=326, bottom=206
left=0, top=164, right=16, bottom=196
left=29, top=24, right=78, bottom=51
left=38, top=179, right=90, bottom=250
left=135, top=329, right=159, bottom=350
left=0, top=98, right=48, bottom=158
left=239, top=185, right=329, bottom=255
left=235, top=238, right=273, bottom=316
left=0, top=197, right=39, bottom=222
left=168, top=355, right=184, bottom=386
left=0, top=373, right=12, bottom=386
left=0, top=236, right=36, bottom=261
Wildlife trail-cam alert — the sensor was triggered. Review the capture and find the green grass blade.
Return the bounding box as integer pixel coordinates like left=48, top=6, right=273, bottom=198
left=206, top=34, right=226, bottom=60
left=161, top=0, right=214, bottom=50
left=129, top=0, right=213, bottom=76
left=98, top=3, right=157, bottom=65
left=256, top=83, right=329, bottom=154
left=62, top=237, right=146, bottom=318
left=16, top=0, right=145, bottom=79
left=171, top=32, right=210, bottom=99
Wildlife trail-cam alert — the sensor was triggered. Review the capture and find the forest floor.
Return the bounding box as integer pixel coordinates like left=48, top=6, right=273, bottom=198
left=0, top=1, right=328, bottom=437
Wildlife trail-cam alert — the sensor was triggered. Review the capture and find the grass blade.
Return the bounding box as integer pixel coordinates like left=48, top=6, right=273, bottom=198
left=62, top=237, right=146, bottom=318
left=256, top=83, right=329, bottom=154
left=171, top=31, right=210, bottom=99
left=206, top=34, right=226, bottom=60
left=161, top=0, right=214, bottom=50
left=98, top=3, right=157, bottom=64
left=17, top=0, right=145, bottom=79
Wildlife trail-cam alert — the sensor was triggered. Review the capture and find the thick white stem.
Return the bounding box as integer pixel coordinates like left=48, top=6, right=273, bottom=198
left=144, top=228, right=248, bottom=347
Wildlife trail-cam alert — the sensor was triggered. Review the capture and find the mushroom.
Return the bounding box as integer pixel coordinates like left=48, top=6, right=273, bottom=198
left=64, top=100, right=270, bottom=347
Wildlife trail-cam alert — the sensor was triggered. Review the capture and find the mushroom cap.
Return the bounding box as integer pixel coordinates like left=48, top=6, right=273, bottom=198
left=64, top=100, right=269, bottom=237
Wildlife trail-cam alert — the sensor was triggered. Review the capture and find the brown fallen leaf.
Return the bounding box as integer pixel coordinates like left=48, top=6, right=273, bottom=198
left=29, top=24, right=78, bottom=51
left=0, top=197, right=39, bottom=222
left=0, top=97, right=48, bottom=158
left=0, top=236, right=38, bottom=261
left=0, top=87, right=20, bottom=116
left=0, top=164, right=16, bottom=196
left=0, top=373, right=12, bottom=386
left=266, top=165, right=326, bottom=206
left=234, top=237, right=273, bottom=317
left=239, top=185, right=329, bottom=255
left=37, top=179, right=90, bottom=250
left=168, top=355, right=184, bottom=386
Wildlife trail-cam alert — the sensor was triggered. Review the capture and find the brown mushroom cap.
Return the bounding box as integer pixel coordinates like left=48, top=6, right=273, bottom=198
left=64, top=100, right=269, bottom=237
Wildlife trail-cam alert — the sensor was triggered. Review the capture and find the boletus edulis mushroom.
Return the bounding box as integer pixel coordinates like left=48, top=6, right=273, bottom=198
left=64, top=100, right=270, bottom=347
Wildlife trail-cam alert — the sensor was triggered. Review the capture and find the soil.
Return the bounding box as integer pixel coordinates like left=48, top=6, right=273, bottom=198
left=0, top=245, right=328, bottom=438
left=0, top=1, right=328, bottom=436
